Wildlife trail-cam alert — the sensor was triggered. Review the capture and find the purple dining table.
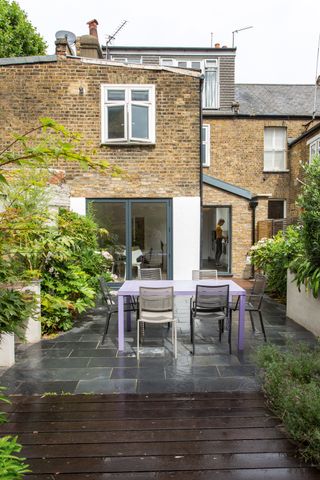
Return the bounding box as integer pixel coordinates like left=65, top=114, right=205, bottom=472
left=117, top=279, right=246, bottom=352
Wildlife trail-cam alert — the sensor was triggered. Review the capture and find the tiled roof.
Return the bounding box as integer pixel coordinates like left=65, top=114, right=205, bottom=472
left=235, top=84, right=320, bottom=117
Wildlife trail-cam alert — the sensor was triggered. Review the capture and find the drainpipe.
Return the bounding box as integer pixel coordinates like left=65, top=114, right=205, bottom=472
left=199, top=74, right=204, bottom=269
left=249, top=197, right=258, bottom=278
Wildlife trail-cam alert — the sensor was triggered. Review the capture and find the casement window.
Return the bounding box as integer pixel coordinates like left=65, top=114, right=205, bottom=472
left=111, top=57, right=142, bottom=64
left=101, top=84, right=155, bottom=144
left=264, top=127, right=287, bottom=171
left=202, top=124, right=210, bottom=167
left=308, top=135, right=320, bottom=163
left=268, top=199, right=286, bottom=219
left=203, top=60, right=219, bottom=109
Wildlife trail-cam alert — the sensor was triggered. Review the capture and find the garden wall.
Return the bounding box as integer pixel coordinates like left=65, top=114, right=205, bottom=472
left=287, top=270, right=320, bottom=336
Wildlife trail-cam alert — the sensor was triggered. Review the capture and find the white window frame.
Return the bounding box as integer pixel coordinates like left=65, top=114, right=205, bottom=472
left=111, top=57, right=142, bottom=65
left=263, top=127, right=287, bottom=171
left=307, top=134, right=320, bottom=163
left=202, top=124, right=211, bottom=167
left=203, top=59, right=219, bottom=109
left=101, top=84, right=156, bottom=144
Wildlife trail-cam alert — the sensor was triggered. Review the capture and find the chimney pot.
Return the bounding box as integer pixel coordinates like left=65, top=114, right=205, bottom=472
left=214, top=43, right=220, bottom=48
left=87, top=19, right=99, bottom=39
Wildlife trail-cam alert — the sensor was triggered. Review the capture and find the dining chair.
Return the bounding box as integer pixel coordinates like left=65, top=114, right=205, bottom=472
left=192, top=269, right=218, bottom=280
left=99, top=277, right=137, bottom=344
left=230, top=273, right=267, bottom=341
left=190, top=284, right=231, bottom=354
left=137, top=286, right=177, bottom=360
left=139, top=268, right=162, bottom=280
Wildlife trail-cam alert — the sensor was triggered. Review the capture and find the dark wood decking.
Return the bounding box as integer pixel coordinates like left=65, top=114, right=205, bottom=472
left=1, top=393, right=319, bottom=479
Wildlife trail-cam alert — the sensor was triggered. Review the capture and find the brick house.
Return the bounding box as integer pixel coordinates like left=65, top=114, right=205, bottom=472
left=1, top=20, right=319, bottom=279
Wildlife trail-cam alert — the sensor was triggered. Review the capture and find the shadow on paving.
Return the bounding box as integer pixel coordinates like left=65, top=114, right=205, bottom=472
left=0, top=294, right=317, bottom=395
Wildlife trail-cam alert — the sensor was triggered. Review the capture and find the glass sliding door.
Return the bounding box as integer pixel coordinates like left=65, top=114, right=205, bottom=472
left=88, top=199, right=172, bottom=280
left=201, top=206, right=231, bottom=274
left=131, top=201, right=169, bottom=279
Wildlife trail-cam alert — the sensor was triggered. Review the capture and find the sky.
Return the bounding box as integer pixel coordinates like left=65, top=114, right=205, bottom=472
left=17, top=0, right=320, bottom=85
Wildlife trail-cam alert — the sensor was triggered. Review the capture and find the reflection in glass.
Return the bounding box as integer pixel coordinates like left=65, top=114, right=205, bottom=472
left=132, top=105, right=148, bottom=139
left=108, top=105, right=125, bottom=139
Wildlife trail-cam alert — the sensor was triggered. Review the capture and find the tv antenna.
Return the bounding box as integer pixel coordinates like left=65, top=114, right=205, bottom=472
left=106, top=20, right=127, bottom=46
left=232, top=25, right=253, bottom=48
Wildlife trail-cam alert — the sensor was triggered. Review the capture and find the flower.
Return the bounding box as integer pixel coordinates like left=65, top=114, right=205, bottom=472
left=101, top=250, right=113, bottom=261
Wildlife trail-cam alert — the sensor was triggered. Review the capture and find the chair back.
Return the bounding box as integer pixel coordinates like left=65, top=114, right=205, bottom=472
left=139, top=268, right=162, bottom=280
left=195, top=284, right=229, bottom=312
left=139, top=286, right=173, bottom=316
left=249, top=274, right=266, bottom=308
left=99, top=277, right=118, bottom=310
left=192, top=269, right=218, bottom=280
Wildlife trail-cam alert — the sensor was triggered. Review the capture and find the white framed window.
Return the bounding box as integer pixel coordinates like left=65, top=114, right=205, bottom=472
left=268, top=199, right=286, bottom=219
left=308, top=135, right=320, bottom=163
left=202, top=124, right=210, bottom=167
left=111, top=57, right=142, bottom=65
left=264, top=127, right=287, bottom=171
left=203, top=60, right=219, bottom=109
left=101, top=84, right=155, bottom=144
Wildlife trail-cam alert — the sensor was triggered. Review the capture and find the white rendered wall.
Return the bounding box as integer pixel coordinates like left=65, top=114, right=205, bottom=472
left=173, top=197, right=200, bottom=280
left=70, top=197, right=86, bottom=216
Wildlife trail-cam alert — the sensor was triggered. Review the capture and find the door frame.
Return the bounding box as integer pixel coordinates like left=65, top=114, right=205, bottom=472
left=86, top=198, right=173, bottom=279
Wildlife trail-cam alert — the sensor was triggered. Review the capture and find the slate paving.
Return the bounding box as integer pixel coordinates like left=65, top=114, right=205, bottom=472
left=0, top=291, right=317, bottom=395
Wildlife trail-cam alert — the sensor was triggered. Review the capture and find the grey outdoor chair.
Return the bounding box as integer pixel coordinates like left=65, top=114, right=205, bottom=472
left=192, top=269, right=218, bottom=280
left=230, top=273, right=267, bottom=341
left=190, top=284, right=231, bottom=354
left=139, top=268, right=162, bottom=280
left=99, top=277, right=137, bottom=345
left=137, top=286, right=177, bottom=360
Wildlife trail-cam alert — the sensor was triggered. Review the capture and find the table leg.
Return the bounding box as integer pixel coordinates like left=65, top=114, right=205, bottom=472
left=118, top=295, right=125, bottom=351
left=126, top=297, right=131, bottom=332
left=238, top=294, right=245, bottom=351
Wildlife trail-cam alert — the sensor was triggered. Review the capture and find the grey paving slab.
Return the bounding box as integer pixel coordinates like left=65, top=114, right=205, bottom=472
left=75, top=378, right=137, bottom=394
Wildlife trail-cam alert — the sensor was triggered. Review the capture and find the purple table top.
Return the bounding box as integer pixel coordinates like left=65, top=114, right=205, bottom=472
left=118, top=279, right=245, bottom=296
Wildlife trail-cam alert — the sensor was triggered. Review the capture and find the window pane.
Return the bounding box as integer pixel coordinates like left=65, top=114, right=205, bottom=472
left=202, top=126, right=207, bottom=142
left=274, top=128, right=286, bottom=148
left=201, top=144, right=206, bottom=164
left=264, top=151, right=274, bottom=170
left=108, top=105, right=125, bottom=139
left=264, top=128, right=274, bottom=148
left=204, top=69, right=217, bottom=108
left=178, top=61, right=187, bottom=68
left=162, top=59, right=173, bottom=66
left=107, top=89, right=125, bottom=101
left=132, top=105, right=149, bottom=139
left=131, top=90, right=149, bottom=101
left=268, top=200, right=284, bottom=219
left=274, top=151, right=285, bottom=170
left=310, top=143, right=316, bottom=160
left=191, top=61, right=201, bottom=69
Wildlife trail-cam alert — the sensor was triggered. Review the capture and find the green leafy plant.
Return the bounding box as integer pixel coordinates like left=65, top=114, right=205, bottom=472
left=256, top=342, right=320, bottom=464
left=249, top=226, right=303, bottom=298
left=0, top=387, right=30, bottom=478
left=291, top=156, right=320, bottom=297
left=0, top=289, right=35, bottom=339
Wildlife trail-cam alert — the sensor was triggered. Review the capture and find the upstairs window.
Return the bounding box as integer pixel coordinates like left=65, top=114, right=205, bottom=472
left=101, top=85, right=155, bottom=144
left=203, top=60, right=219, bottom=109
left=309, top=135, right=320, bottom=163
left=264, top=127, right=287, bottom=171
left=202, top=124, right=211, bottom=167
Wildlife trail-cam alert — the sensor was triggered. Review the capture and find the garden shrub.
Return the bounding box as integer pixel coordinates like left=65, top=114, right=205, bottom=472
left=249, top=226, right=303, bottom=298
left=0, top=289, right=35, bottom=339
left=0, top=387, right=30, bottom=478
left=256, top=342, right=320, bottom=464
left=291, top=156, right=320, bottom=297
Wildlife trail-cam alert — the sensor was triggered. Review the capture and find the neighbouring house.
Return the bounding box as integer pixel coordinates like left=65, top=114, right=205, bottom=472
left=1, top=19, right=319, bottom=279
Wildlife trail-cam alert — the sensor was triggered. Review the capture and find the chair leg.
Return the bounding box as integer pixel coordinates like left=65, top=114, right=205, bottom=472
left=190, top=308, right=194, bottom=344
left=249, top=311, right=255, bottom=332
left=228, top=311, right=232, bottom=354
left=137, top=320, right=140, bottom=360
left=191, top=315, right=195, bottom=355
left=102, top=312, right=111, bottom=345
left=259, top=310, right=267, bottom=342
left=173, top=321, right=177, bottom=359
left=218, top=319, right=222, bottom=343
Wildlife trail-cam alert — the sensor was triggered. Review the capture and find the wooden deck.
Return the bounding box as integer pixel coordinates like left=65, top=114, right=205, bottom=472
left=1, top=392, right=319, bottom=479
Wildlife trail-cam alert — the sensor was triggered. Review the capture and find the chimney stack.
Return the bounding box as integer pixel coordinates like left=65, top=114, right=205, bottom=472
left=87, top=19, right=99, bottom=39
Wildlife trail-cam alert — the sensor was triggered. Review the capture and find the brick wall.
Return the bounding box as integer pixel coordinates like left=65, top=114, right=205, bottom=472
left=0, top=57, right=201, bottom=199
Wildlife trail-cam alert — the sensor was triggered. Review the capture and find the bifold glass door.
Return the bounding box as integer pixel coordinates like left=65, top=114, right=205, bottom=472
left=88, top=199, right=172, bottom=280
left=201, top=206, right=231, bottom=274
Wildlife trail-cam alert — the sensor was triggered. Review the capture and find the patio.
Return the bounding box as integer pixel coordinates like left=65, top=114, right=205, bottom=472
left=0, top=283, right=317, bottom=395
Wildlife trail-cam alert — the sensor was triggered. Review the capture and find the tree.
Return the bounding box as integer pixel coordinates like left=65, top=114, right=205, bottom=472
left=0, top=0, right=47, bottom=57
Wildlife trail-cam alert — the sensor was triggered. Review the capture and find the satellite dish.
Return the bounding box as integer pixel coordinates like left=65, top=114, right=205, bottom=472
left=55, top=30, right=76, bottom=45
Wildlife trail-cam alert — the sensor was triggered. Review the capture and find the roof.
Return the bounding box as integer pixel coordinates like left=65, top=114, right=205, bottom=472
left=235, top=84, right=320, bottom=117
left=203, top=174, right=253, bottom=200
left=0, top=55, right=57, bottom=66
left=107, top=46, right=236, bottom=53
